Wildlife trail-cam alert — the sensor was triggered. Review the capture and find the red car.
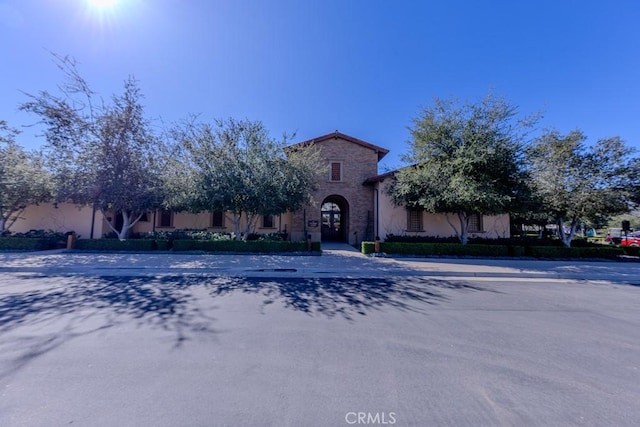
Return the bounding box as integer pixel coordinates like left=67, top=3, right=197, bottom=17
left=606, top=231, right=640, bottom=246
left=621, top=235, right=640, bottom=247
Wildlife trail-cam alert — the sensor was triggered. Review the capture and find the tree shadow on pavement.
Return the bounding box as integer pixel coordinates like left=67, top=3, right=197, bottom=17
left=0, top=274, right=217, bottom=379
left=0, top=274, right=492, bottom=379
left=207, top=276, right=490, bottom=320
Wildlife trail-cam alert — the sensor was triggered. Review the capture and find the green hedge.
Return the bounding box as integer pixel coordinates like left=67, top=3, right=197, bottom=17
left=362, top=242, right=510, bottom=257
left=71, top=238, right=321, bottom=253
left=74, top=239, right=157, bottom=251
left=172, top=239, right=321, bottom=253
left=0, top=237, right=59, bottom=251
left=155, top=240, right=172, bottom=251
left=362, top=241, right=624, bottom=260
left=507, top=245, right=527, bottom=257
left=526, top=246, right=623, bottom=259
left=621, top=246, right=640, bottom=257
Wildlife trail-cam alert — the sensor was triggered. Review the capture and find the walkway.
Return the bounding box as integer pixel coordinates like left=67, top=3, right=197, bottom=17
left=1, top=248, right=640, bottom=283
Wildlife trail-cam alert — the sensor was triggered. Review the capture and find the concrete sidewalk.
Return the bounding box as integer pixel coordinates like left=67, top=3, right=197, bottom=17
left=1, top=243, right=639, bottom=283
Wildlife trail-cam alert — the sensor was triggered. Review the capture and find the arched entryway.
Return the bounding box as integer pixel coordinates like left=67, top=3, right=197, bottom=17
left=321, top=195, right=348, bottom=242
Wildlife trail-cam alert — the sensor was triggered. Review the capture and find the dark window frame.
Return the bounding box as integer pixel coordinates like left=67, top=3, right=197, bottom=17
left=211, top=211, right=225, bottom=228
left=262, top=214, right=275, bottom=229
left=158, top=210, right=173, bottom=228
left=329, top=162, right=342, bottom=182
left=406, top=208, right=424, bottom=232
left=468, top=214, right=483, bottom=233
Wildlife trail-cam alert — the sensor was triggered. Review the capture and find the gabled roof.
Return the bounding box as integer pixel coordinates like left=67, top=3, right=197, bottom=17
left=363, top=170, right=396, bottom=185
left=290, top=131, right=389, bottom=162
left=363, top=163, right=420, bottom=185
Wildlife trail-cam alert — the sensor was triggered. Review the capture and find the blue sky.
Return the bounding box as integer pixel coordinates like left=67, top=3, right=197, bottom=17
left=1, top=0, right=639, bottom=169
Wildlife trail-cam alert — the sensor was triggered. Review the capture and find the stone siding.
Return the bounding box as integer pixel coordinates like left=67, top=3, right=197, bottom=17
left=290, top=136, right=379, bottom=244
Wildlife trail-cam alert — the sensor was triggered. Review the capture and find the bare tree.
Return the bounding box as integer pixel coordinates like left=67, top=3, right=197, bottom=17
left=20, top=55, right=164, bottom=239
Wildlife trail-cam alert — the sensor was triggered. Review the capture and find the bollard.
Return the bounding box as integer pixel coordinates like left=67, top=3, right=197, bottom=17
left=374, top=236, right=380, bottom=253
left=66, top=232, right=76, bottom=250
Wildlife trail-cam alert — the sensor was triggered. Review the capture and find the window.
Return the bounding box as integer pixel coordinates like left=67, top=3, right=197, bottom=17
left=211, top=211, right=224, bottom=228
left=468, top=214, right=483, bottom=233
left=263, top=214, right=275, bottom=228
left=330, top=162, right=342, bottom=181
left=407, top=209, right=423, bottom=232
left=158, top=210, right=173, bottom=228
left=139, top=212, right=149, bottom=222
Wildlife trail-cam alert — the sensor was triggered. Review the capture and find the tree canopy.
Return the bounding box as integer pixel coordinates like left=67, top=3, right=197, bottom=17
left=169, top=118, right=322, bottom=240
left=0, top=121, right=52, bottom=233
left=527, top=129, right=635, bottom=247
left=389, top=94, right=537, bottom=243
left=20, top=55, right=164, bottom=239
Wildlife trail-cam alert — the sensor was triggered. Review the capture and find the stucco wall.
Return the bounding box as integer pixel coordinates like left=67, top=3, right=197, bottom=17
left=290, top=136, right=379, bottom=244
left=375, top=181, right=510, bottom=240
left=10, top=203, right=102, bottom=238
left=126, top=211, right=291, bottom=237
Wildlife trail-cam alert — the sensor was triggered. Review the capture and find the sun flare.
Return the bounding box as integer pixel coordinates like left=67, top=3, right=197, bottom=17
left=87, top=0, right=118, bottom=9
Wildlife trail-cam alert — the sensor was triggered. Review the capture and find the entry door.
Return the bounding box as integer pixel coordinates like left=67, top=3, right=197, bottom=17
left=321, top=202, right=342, bottom=241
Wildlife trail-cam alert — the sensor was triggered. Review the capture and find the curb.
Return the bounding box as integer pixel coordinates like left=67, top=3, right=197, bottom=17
left=1, top=266, right=637, bottom=283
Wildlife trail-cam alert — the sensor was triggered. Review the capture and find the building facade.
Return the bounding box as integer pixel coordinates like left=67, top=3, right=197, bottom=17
left=287, top=132, right=388, bottom=245
left=10, top=131, right=511, bottom=242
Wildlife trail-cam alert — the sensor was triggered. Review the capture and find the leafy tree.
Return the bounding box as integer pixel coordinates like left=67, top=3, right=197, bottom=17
left=171, top=118, right=322, bottom=240
left=20, top=55, right=164, bottom=239
left=527, top=130, right=634, bottom=247
left=388, top=94, right=537, bottom=244
left=0, top=121, right=52, bottom=234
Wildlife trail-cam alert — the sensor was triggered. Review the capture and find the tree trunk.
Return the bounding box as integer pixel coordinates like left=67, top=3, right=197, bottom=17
left=566, top=216, right=580, bottom=247
left=117, top=212, right=132, bottom=240
left=243, top=214, right=257, bottom=241
left=0, top=207, right=25, bottom=234
left=444, top=212, right=469, bottom=244
left=458, top=212, right=469, bottom=245
left=102, top=209, right=144, bottom=240
left=556, top=217, right=579, bottom=248
left=232, top=212, right=242, bottom=240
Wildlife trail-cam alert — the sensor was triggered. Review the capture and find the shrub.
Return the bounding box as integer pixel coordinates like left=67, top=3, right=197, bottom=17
left=362, top=242, right=375, bottom=254
left=0, top=237, right=59, bottom=251
left=383, top=234, right=602, bottom=248
left=141, top=229, right=234, bottom=241
left=259, top=232, right=288, bottom=241
left=155, top=240, right=172, bottom=251
left=507, top=245, right=527, bottom=257
left=621, top=246, right=640, bottom=257
left=0, top=229, right=67, bottom=251
left=384, top=234, right=459, bottom=244
left=362, top=241, right=622, bottom=260
left=526, top=246, right=623, bottom=259
left=364, top=242, right=510, bottom=257
left=244, top=232, right=289, bottom=241
left=74, top=239, right=156, bottom=251
left=10, top=229, right=68, bottom=241
left=102, top=231, right=144, bottom=239
left=172, top=239, right=320, bottom=253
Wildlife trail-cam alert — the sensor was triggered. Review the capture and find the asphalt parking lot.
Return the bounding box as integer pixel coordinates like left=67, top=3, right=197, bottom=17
left=1, top=257, right=639, bottom=426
